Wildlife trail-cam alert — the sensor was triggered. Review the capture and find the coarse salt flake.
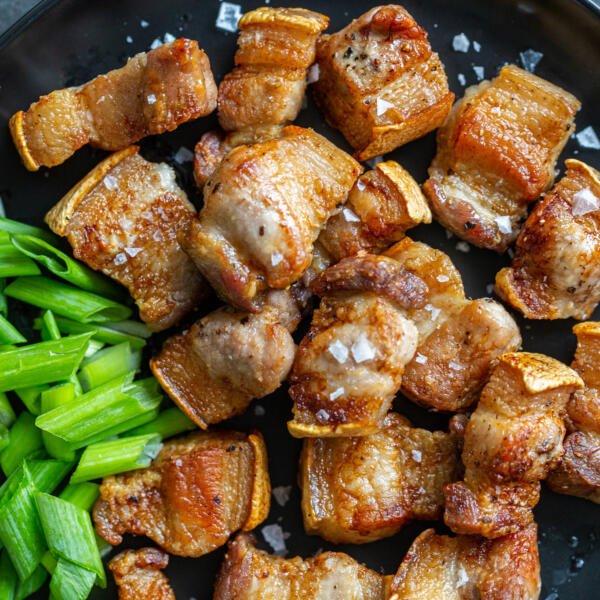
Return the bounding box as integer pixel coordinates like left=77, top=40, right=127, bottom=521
left=150, top=37, right=163, bottom=50
left=328, top=340, right=349, bottom=364
left=576, top=126, right=600, bottom=150
left=163, top=32, right=176, bottom=44
left=449, top=361, right=462, bottom=371
left=486, top=283, right=495, bottom=295
left=114, top=252, right=127, bottom=265
left=452, top=33, right=470, bottom=53
left=254, top=404, right=265, bottom=416
left=425, top=304, right=441, bottom=320
left=437, top=274, right=449, bottom=283
left=356, top=179, right=366, bottom=192
left=174, top=146, right=194, bottom=164
left=366, top=155, right=384, bottom=169
left=571, top=188, right=600, bottom=216
left=124, top=247, right=142, bottom=257
left=315, top=409, right=330, bottom=422
left=456, top=241, right=471, bottom=253
left=140, top=19, right=149, bottom=28
left=103, top=174, right=119, bottom=191
left=261, top=524, right=288, bottom=555
left=457, top=565, right=469, bottom=587
left=307, top=63, right=320, bottom=84
left=376, top=97, right=395, bottom=116
left=519, top=49, right=543, bottom=73
left=415, top=353, right=428, bottom=365
left=495, top=215, right=512, bottom=234
left=472, top=65, right=485, bottom=81
left=216, top=2, right=242, bottom=33
left=271, top=252, right=284, bottom=266
left=126, top=35, right=133, bottom=44
left=351, top=336, right=376, bottom=363
left=272, top=485, right=292, bottom=507
left=343, top=207, right=361, bottom=222
left=411, top=449, right=422, bottom=463
left=473, top=41, right=481, bottom=52
left=457, top=73, right=466, bottom=86
left=329, top=387, right=345, bottom=401
left=147, top=93, right=157, bottom=105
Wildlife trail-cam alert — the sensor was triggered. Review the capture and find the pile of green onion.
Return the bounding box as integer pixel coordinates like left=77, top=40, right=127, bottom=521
left=0, top=217, right=196, bottom=599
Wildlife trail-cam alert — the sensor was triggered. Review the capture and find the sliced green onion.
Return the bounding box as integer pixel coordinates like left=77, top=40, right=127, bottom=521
left=4, top=277, right=131, bottom=323
left=15, top=384, right=48, bottom=415
left=0, top=550, right=17, bottom=600
left=0, top=413, right=44, bottom=476
left=59, top=483, right=99, bottom=513
left=41, top=383, right=78, bottom=462
left=15, top=565, right=47, bottom=599
left=78, top=342, right=141, bottom=391
left=35, top=492, right=105, bottom=586
left=0, top=244, right=41, bottom=277
left=0, top=425, right=8, bottom=453
left=0, top=280, right=6, bottom=316
left=104, top=319, right=152, bottom=339
left=0, top=333, right=93, bottom=392
left=10, top=234, right=126, bottom=301
left=0, top=465, right=46, bottom=580
left=127, top=406, right=197, bottom=440
left=71, top=434, right=162, bottom=483
left=83, top=339, right=105, bottom=358
left=0, top=217, right=59, bottom=245
left=79, top=408, right=160, bottom=448
left=50, top=559, right=96, bottom=600
left=40, top=309, right=61, bottom=341
left=0, top=315, right=26, bottom=345
left=0, top=393, right=15, bottom=428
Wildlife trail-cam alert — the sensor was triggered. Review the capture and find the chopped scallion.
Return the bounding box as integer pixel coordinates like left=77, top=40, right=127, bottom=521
left=0, top=413, right=44, bottom=476
left=0, top=550, right=17, bottom=600
left=49, top=559, right=96, bottom=600
left=14, top=384, right=48, bottom=415
left=0, top=217, right=59, bottom=245
left=127, top=406, right=196, bottom=440
left=0, top=393, right=15, bottom=427
left=40, top=309, right=61, bottom=341
left=0, top=314, right=26, bottom=345
left=78, top=342, right=141, bottom=391
left=0, top=244, right=41, bottom=277
left=15, top=564, right=47, bottom=599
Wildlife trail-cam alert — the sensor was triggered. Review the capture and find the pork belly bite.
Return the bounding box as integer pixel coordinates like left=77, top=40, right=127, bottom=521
left=10, top=39, right=217, bottom=171
left=218, top=7, right=328, bottom=132
left=151, top=289, right=302, bottom=428
left=317, top=160, right=431, bottom=262
left=548, top=322, right=600, bottom=502
left=384, top=238, right=521, bottom=412
left=182, top=126, right=362, bottom=311
left=93, top=430, right=270, bottom=557
left=109, top=548, right=175, bottom=600
left=444, top=353, right=583, bottom=538
left=495, top=159, right=600, bottom=319
left=424, top=65, right=580, bottom=251
left=214, top=533, right=389, bottom=600
left=288, top=254, right=427, bottom=438
left=299, top=412, right=458, bottom=544
left=313, top=5, right=453, bottom=161
left=45, top=146, right=206, bottom=331
left=389, top=524, right=541, bottom=600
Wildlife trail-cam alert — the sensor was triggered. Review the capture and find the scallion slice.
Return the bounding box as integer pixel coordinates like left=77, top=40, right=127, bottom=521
left=0, top=393, right=15, bottom=428
left=59, top=482, right=99, bottom=513
left=14, top=384, right=48, bottom=415
left=15, top=565, right=47, bottom=599
left=49, top=559, right=96, bottom=600
left=0, top=315, right=26, bottom=345
left=40, top=309, right=61, bottom=341
left=103, top=319, right=152, bottom=339
left=0, top=217, right=58, bottom=245
left=78, top=342, right=141, bottom=391
left=0, top=413, right=44, bottom=476
left=127, top=406, right=197, bottom=440
left=41, top=384, right=78, bottom=462
left=0, top=550, right=17, bottom=600
left=0, top=244, right=41, bottom=277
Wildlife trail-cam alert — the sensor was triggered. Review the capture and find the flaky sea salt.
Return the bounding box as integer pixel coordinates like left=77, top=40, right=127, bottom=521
left=150, top=37, right=162, bottom=50
left=351, top=336, right=376, bottom=363
left=307, top=63, right=320, bottom=84
left=174, top=146, right=194, bottom=164
left=343, top=207, right=361, bottom=222
left=356, top=179, right=366, bottom=192
left=272, top=485, right=292, bottom=507
left=425, top=304, right=441, bottom=320
left=328, top=340, right=349, bottom=364
left=147, top=94, right=157, bottom=105
left=415, top=353, right=428, bottom=365
left=576, top=126, right=600, bottom=150
left=124, top=247, right=142, bottom=257
left=163, top=32, right=176, bottom=44
left=271, top=252, right=284, bottom=266
left=254, top=404, right=265, bottom=417
left=140, top=19, right=149, bottom=28
left=495, top=215, right=512, bottom=234
left=114, top=253, right=127, bottom=265
left=366, top=156, right=384, bottom=169
left=457, top=565, right=469, bottom=587
left=571, top=188, right=600, bottom=216
left=437, top=274, right=449, bottom=283
left=472, top=40, right=481, bottom=52
left=449, top=361, right=462, bottom=371
left=519, top=49, right=543, bottom=73
left=472, top=65, right=485, bottom=81
left=262, top=524, right=288, bottom=555
left=103, top=174, right=119, bottom=191
left=126, top=35, right=133, bottom=44
left=452, top=33, right=470, bottom=52
left=376, top=97, right=395, bottom=116
left=456, top=241, right=471, bottom=253
left=457, top=73, right=466, bottom=86
left=486, top=283, right=495, bottom=295
left=329, top=387, right=345, bottom=401
left=411, top=449, right=422, bottom=463
left=216, top=2, right=242, bottom=33
left=315, top=409, right=330, bottom=422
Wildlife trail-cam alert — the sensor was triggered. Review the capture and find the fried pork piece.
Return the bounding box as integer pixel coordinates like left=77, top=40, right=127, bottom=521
left=444, top=353, right=583, bottom=538
left=214, top=533, right=390, bottom=599
left=288, top=254, right=428, bottom=438
left=495, top=160, right=600, bottom=319
left=93, top=430, right=270, bottom=557
left=317, top=161, right=431, bottom=262
left=218, top=7, right=328, bottom=132
left=109, top=548, right=175, bottom=600
left=182, top=125, right=362, bottom=311
left=151, top=289, right=301, bottom=428
left=389, top=524, right=541, bottom=600
left=424, top=65, right=580, bottom=251
left=313, top=5, right=454, bottom=161
left=45, top=146, right=206, bottom=332
left=548, top=322, right=600, bottom=502
left=299, top=412, right=459, bottom=544
left=384, top=238, right=521, bottom=412
left=10, top=39, right=217, bottom=171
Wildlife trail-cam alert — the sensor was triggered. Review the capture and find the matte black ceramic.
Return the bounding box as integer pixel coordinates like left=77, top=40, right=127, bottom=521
left=1, top=0, right=599, bottom=598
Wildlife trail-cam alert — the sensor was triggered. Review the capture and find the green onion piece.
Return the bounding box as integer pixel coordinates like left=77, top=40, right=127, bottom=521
left=4, top=277, right=131, bottom=323
left=35, top=492, right=105, bottom=586
left=0, top=280, right=6, bottom=316
left=15, top=564, right=47, bottom=599
left=10, top=234, right=126, bottom=301
left=0, top=425, right=8, bottom=453
left=36, top=374, right=162, bottom=448
left=41, top=384, right=78, bottom=462
left=40, top=309, right=61, bottom=341
left=127, top=406, right=197, bottom=440
left=78, top=342, right=141, bottom=391
left=79, top=408, right=160, bottom=448
left=0, top=217, right=59, bottom=245
left=0, top=413, right=44, bottom=476
left=50, top=559, right=96, bottom=600
left=0, top=333, right=93, bottom=392
left=0, top=393, right=15, bottom=427
left=15, top=384, right=48, bottom=415
left=41, top=551, right=57, bottom=574
left=0, top=244, right=41, bottom=277
left=104, top=319, right=152, bottom=339
left=70, top=434, right=162, bottom=483
left=0, top=550, right=17, bottom=600
left=0, top=314, right=26, bottom=345
left=83, top=339, right=105, bottom=358
left=0, top=465, right=46, bottom=580
left=59, top=482, right=99, bottom=513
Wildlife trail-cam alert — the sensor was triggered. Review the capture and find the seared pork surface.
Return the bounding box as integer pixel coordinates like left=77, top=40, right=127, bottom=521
left=10, top=39, right=217, bottom=170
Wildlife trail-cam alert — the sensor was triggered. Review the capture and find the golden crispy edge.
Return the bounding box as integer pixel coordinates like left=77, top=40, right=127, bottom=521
left=242, top=431, right=271, bottom=531
left=287, top=419, right=380, bottom=439
left=573, top=321, right=600, bottom=338
left=44, top=146, right=139, bottom=236
left=498, top=352, right=584, bottom=394
left=239, top=6, right=329, bottom=33
left=8, top=111, right=39, bottom=172
left=564, top=158, right=600, bottom=187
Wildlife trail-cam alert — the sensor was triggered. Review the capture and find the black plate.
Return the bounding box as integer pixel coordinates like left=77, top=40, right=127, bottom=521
left=1, top=0, right=600, bottom=598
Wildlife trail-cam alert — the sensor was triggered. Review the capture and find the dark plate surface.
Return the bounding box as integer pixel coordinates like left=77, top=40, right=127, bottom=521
left=1, top=0, right=599, bottom=598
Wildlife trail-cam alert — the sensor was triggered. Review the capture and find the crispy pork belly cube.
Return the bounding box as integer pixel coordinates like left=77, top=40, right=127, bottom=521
left=495, top=160, right=600, bottom=319
left=383, top=238, right=521, bottom=412
left=388, top=524, right=541, bottom=600
left=444, top=353, right=583, bottom=538
left=218, top=7, right=328, bottom=131
left=10, top=39, right=217, bottom=171
left=317, top=161, right=431, bottom=261
left=288, top=254, right=427, bottom=438
left=109, top=548, right=175, bottom=600
left=214, top=533, right=389, bottom=599
left=150, top=289, right=301, bottom=428
left=299, top=412, right=458, bottom=544
left=93, top=430, right=270, bottom=557
left=424, top=65, right=580, bottom=251
left=45, top=146, right=206, bottom=331
left=312, top=5, right=454, bottom=161
left=548, top=322, right=600, bottom=502
left=182, top=126, right=362, bottom=311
